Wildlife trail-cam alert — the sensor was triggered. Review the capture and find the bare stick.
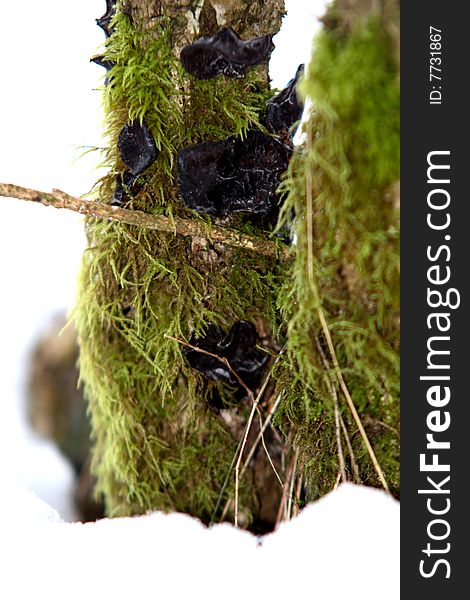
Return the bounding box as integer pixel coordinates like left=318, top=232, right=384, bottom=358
left=219, top=392, right=282, bottom=523
left=256, top=407, right=284, bottom=489
left=314, top=334, right=347, bottom=483
left=0, top=182, right=288, bottom=260
left=233, top=371, right=274, bottom=526
left=339, top=414, right=361, bottom=484
left=333, top=471, right=342, bottom=491
left=209, top=436, right=244, bottom=526
left=275, top=449, right=297, bottom=528
left=286, top=447, right=299, bottom=520
left=275, top=473, right=288, bottom=528
left=315, top=335, right=360, bottom=483
left=293, top=470, right=303, bottom=517
left=319, top=303, right=389, bottom=491
left=334, top=401, right=347, bottom=483
left=240, top=393, right=282, bottom=479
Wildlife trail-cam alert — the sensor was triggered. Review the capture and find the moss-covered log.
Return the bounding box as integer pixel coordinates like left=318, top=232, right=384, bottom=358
left=275, top=0, right=400, bottom=497
left=75, top=0, right=400, bottom=529
left=77, top=0, right=287, bottom=529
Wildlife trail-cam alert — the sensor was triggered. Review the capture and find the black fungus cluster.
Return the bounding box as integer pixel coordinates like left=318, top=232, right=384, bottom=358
left=178, top=131, right=292, bottom=228
left=184, top=321, right=268, bottom=409
left=180, top=27, right=273, bottom=80
left=177, top=50, right=303, bottom=228
left=113, top=121, right=159, bottom=206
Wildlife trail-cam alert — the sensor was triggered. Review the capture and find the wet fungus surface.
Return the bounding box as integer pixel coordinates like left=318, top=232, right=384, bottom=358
left=177, top=130, right=292, bottom=227
left=112, top=171, right=141, bottom=206
left=112, top=121, right=159, bottom=206
left=184, top=321, right=268, bottom=408
left=118, top=121, right=159, bottom=175
left=265, top=64, right=305, bottom=136
left=97, top=0, right=117, bottom=38
left=180, top=27, right=273, bottom=80
left=90, top=55, right=115, bottom=72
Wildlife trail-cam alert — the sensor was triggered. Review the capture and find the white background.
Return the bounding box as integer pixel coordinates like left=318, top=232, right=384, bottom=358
left=0, top=2, right=399, bottom=598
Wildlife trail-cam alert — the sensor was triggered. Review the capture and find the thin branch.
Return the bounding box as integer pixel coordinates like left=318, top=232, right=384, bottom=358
left=293, top=469, right=303, bottom=518
left=333, top=471, right=342, bottom=491
left=314, top=334, right=347, bottom=483
left=0, top=182, right=289, bottom=260
left=232, top=368, right=272, bottom=527
left=219, top=391, right=283, bottom=523
left=315, top=332, right=360, bottom=484
left=286, top=447, right=299, bottom=520
left=209, top=435, right=244, bottom=526
left=334, top=401, right=347, bottom=483
left=240, top=393, right=283, bottom=480
left=256, top=407, right=284, bottom=489
left=275, top=448, right=298, bottom=528
left=318, top=299, right=390, bottom=492
left=339, top=414, right=361, bottom=484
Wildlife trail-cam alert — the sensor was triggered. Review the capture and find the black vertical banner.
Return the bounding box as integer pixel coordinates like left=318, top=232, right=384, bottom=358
left=401, top=2, right=469, bottom=596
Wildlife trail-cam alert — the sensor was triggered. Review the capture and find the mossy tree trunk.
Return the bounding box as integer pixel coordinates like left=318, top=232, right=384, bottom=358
left=77, top=0, right=288, bottom=531
left=75, top=0, right=400, bottom=531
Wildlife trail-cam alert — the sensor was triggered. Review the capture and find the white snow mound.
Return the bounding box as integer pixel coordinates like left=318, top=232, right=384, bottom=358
left=0, top=482, right=399, bottom=600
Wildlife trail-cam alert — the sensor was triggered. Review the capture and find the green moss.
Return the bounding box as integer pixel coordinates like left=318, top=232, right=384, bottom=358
left=76, top=7, right=400, bottom=525
left=275, top=17, right=400, bottom=496
left=76, top=13, right=284, bottom=520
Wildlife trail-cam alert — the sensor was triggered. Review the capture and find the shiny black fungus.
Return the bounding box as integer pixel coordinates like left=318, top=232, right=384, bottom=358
left=112, top=121, right=158, bottom=206
left=90, top=55, right=115, bottom=86
left=111, top=171, right=140, bottom=206
left=97, top=0, right=117, bottom=38
left=177, top=130, right=291, bottom=227
left=118, top=121, right=159, bottom=175
left=180, top=27, right=273, bottom=80
left=90, top=55, right=114, bottom=71
left=265, top=64, right=305, bottom=136
left=184, top=321, right=268, bottom=408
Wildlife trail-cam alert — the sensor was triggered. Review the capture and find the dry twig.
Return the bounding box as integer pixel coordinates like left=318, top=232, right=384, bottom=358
left=0, top=182, right=288, bottom=260
left=275, top=447, right=299, bottom=527
left=286, top=446, right=299, bottom=520
left=314, top=333, right=347, bottom=483
left=339, top=414, right=361, bottom=484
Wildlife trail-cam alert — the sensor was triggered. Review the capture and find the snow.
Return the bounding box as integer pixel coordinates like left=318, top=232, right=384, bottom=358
left=0, top=483, right=399, bottom=600
left=0, top=2, right=400, bottom=597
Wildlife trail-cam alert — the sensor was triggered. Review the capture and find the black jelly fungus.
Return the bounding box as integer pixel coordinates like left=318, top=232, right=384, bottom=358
left=97, top=0, right=117, bottom=38
left=90, top=55, right=114, bottom=71
left=118, top=121, right=159, bottom=176
left=177, top=130, right=291, bottom=226
left=180, top=27, right=273, bottom=80
left=265, top=64, right=305, bottom=136
left=184, top=321, right=268, bottom=406
left=112, top=171, right=139, bottom=206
